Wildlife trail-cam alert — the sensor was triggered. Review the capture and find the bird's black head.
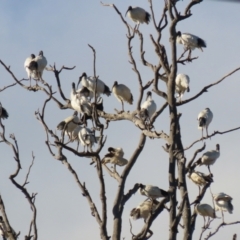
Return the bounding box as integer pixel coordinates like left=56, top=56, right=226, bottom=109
left=73, top=111, right=78, bottom=116
left=31, top=54, right=35, bottom=59
left=125, top=6, right=132, bottom=16
left=176, top=31, right=181, bottom=37
left=108, top=147, right=115, bottom=153
left=139, top=183, right=144, bottom=189
left=39, top=51, right=43, bottom=56
left=112, top=81, right=118, bottom=89
left=216, top=144, right=220, bottom=151
left=72, top=82, right=76, bottom=91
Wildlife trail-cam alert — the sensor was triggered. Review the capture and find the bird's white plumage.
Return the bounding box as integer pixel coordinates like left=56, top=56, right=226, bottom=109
left=213, top=192, right=233, bottom=214
left=130, top=200, right=158, bottom=221
left=140, top=92, right=156, bottom=120
left=175, top=73, right=190, bottom=102
left=126, top=6, right=151, bottom=24
left=177, top=32, right=206, bottom=51
left=199, top=144, right=220, bottom=167
left=102, top=147, right=128, bottom=166
left=24, top=54, right=37, bottom=79
left=138, top=184, right=168, bottom=199
left=188, top=171, right=213, bottom=187
left=197, top=108, right=213, bottom=138
left=195, top=203, right=215, bottom=218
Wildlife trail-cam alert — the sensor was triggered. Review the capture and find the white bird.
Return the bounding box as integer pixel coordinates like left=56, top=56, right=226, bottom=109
left=139, top=91, right=157, bottom=122
left=197, top=108, right=213, bottom=139
left=175, top=73, right=190, bottom=102
left=24, top=53, right=36, bottom=86
left=130, top=200, right=158, bottom=222
left=213, top=192, right=233, bottom=222
left=28, top=51, right=47, bottom=84
left=0, top=103, right=9, bottom=119
left=196, top=144, right=220, bottom=174
left=195, top=203, right=216, bottom=227
left=125, top=6, right=151, bottom=27
left=78, top=73, right=111, bottom=97
left=188, top=171, right=213, bottom=194
left=112, top=81, right=133, bottom=112
left=102, top=147, right=128, bottom=168
left=138, top=184, right=168, bottom=199
left=56, top=111, right=80, bottom=140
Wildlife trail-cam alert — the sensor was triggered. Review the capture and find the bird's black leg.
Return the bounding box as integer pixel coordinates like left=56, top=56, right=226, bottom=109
left=121, top=100, right=124, bottom=113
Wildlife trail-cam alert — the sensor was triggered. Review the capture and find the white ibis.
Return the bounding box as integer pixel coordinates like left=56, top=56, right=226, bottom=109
left=195, top=203, right=216, bottom=227
left=175, top=73, right=190, bottom=102
left=125, top=6, right=151, bottom=27
left=188, top=171, right=213, bottom=194
left=139, top=91, right=156, bottom=122
left=213, top=192, right=233, bottom=222
left=197, top=108, right=213, bottom=139
left=102, top=147, right=128, bottom=168
left=24, top=53, right=36, bottom=86
left=56, top=111, right=80, bottom=140
left=138, top=184, right=168, bottom=199
left=78, top=72, right=111, bottom=97
left=176, top=32, right=206, bottom=59
left=130, top=200, right=158, bottom=222
left=28, top=51, right=47, bottom=83
left=0, top=104, right=9, bottom=119
left=196, top=144, right=220, bottom=174
left=112, top=81, right=133, bottom=112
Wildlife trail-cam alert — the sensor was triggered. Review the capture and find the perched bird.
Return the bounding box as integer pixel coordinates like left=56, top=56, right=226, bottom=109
left=188, top=171, right=213, bottom=194
left=102, top=147, right=128, bottom=169
left=130, top=200, right=158, bottom=222
left=56, top=111, right=80, bottom=140
left=195, top=203, right=216, bottom=227
left=0, top=104, right=9, bottom=119
left=27, top=51, right=47, bottom=83
left=195, top=144, right=220, bottom=174
left=176, top=32, right=206, bottom=59
left=175, top=73, right=190, bottom=102
left=138, top=184, right=168, bottom=199
left=77, top=72, right=111, bottom=97
left=112, top=81, right=133, bottom=112
left=213, top=192, right=233, bottom=222
left=139, top=91, right=157, bottom=122
left=197, top=108, right=213, bottom=139
left=24, top=54, right=36, bottom=86
left=125, top=6, right=151, bottom=27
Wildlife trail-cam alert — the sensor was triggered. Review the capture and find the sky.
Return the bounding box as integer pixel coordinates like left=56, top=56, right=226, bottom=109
left=0, top=0, right=240, bottom=239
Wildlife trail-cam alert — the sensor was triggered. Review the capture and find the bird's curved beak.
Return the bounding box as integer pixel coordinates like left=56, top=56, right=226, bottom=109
left=125, top=10, right=129, bottom=17
left=77, top=77, right=82, bottom=89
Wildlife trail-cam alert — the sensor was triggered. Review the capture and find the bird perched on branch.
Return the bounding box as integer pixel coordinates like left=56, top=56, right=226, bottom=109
left=0, top=103, right=9, bottom=119
left=138, top=184, right=168, bottom=200
left=195, top=203, right=216, bottom=228
left=24, top=53, right=36, bottom=86
left=176, top=32, right=206, bottom=59
left=195, top=144, right=220, bottom=174
left=125, top=6, right=151, bottom=27
left=197, top=108, right=213, bottom=139
left=213, top=192, right=233, bottom=222
left=130, top=200, right=159, bottom=222
left=188, top=171, right=213, bottom=194
left=139, top=91, right=156, bottom=122
left=112, top=81, right=133, bottom=112
left=56, top=111, right=80, bottom=141
left=175, top=73, right=190, bottom=102
left=27, top=51, right=47, bottom=84
left=77, top=72, right=111, bottom=97
left=102, top=147, right=128, bottom=170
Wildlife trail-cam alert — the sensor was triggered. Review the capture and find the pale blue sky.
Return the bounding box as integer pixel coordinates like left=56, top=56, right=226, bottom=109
left=0, top=0, right=240, bottom=239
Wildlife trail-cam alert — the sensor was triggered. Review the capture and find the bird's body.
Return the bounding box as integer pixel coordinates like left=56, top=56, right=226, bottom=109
left=0, top=104, right=9, bottom=119
left=27, top=51, right=47, bottom=82
left=140, top=91, right=156, bottom=121
left=126, top=6, right=151, bottom=25
left=175, top=73, right=190, bottom=102
left=195, top=203, right=215, bottom=218
left=130, top=200, right=158, bottom=221
left=78, top=73, right=111, bottom=97
left=24, top=54, right=37, bottom=84
left=177, top=32, right=206, bottom=51
left=102, top=147, right=128, bottom=166
left=214, top=192, right=233, bottom=214
left=112, top=81, right=133, bottom=112
left=197, top=108, right=213, bottom=138
left=56, top=112, right=79, bottom=140
left=138, top=184, right=168, bottom=199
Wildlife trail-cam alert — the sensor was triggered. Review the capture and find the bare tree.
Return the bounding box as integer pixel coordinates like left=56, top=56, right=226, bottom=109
left=0, top=0, right=240, bottom=240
